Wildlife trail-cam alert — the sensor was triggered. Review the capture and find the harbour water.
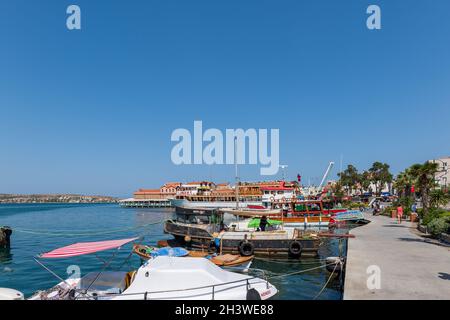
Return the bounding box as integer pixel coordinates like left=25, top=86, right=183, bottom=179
left=0, top=203, right=344, bottom=299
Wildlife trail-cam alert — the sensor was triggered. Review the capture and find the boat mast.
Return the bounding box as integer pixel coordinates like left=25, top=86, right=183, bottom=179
left=234, top=137, right=239, bottom=209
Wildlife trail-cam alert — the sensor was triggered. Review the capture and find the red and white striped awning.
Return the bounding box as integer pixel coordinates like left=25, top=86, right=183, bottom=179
left=39, top=237, right=139, bottom=259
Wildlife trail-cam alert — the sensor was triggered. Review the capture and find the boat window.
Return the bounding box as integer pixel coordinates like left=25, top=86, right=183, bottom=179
left=79, top=271, right=127, bottom=293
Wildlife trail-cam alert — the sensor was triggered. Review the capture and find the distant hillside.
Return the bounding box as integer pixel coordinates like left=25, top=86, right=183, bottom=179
left=0, top=194, right=118, bottom=204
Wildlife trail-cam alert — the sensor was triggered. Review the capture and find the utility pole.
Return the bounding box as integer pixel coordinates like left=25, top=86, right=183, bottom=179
left=234, top=137, right=239, bottom=209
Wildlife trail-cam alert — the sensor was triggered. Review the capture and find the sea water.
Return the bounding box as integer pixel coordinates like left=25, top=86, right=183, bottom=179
left=0, top=203, right=344, bottom=299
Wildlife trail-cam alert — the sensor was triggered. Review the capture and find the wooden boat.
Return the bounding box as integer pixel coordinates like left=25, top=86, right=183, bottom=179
left=164, top=212, right=323, bottom=258
left=221, top=200, right=349, bottom=228
left=188, top=251, right=254, bottom=269
left=217, top=229, right=322, bottom=258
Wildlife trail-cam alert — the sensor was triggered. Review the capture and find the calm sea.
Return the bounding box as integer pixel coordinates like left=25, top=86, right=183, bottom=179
left=0, top=203, right=345, bottom=299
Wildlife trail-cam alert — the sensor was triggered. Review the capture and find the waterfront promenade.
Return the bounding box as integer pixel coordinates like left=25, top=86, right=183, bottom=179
left=344, top=214, right=450, bottom=299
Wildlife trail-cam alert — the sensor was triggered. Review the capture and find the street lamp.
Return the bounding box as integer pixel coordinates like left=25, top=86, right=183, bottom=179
left=279, top=165, right=288, bottom=181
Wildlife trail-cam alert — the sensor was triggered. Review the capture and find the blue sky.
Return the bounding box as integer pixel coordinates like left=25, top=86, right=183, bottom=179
left=1, top=0, right=449, bottom=197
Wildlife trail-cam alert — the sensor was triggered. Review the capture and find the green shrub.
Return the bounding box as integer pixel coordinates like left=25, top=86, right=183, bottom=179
left=422, top=208, right=450, bottom=226
left=427, top=216, right=450, bottom=237
left=348, top=202, right=367, bottom=209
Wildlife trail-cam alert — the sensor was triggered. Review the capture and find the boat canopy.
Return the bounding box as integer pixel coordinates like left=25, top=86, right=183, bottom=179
left=39, top=237, right=139, bottom=259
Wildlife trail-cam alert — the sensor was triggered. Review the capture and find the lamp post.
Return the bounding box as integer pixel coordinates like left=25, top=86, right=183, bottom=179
left=279, top=165, right=288, bottom=181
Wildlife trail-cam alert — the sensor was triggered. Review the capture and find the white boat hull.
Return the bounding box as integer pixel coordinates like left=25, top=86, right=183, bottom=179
left=29, top=257, right=277, bottom=300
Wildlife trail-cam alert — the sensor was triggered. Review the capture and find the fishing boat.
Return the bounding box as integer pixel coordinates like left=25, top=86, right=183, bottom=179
left=27, top=238, right=277, bottom=300
left=216, top=229, right=322, bottom=258
left=133, top=244, right=253, bottom=271
left=166, top=202, right=325, bottom=258
left=164, top=207, right=224, bottom=246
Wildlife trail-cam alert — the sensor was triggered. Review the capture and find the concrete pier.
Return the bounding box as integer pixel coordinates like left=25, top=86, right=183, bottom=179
left=344, top=214, right=450, bottom=300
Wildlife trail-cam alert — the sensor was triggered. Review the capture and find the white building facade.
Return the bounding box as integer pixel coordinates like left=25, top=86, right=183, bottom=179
left=430, top=156, right=450, bottom=188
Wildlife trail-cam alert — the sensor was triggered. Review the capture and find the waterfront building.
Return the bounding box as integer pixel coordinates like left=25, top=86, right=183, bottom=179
left=119, top=182, right=182, bottom=208
left=430, top=156, right=450, bottom=188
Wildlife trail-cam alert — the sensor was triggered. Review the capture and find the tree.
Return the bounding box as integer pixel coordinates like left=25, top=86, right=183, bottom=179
left=338, top=165, right=359, bottom=196
left=368, top=162, right=393, bottom=195
left=429, top=188, right=450, bottom=209
left=393, top=168, right=414, bottom=198
left=358, top=171, right=372, bottom=195
left=408, top=161, right=439, bottom=216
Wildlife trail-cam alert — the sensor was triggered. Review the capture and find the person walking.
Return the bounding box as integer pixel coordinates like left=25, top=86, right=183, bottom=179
left=397, top=205, right=404, bottom=224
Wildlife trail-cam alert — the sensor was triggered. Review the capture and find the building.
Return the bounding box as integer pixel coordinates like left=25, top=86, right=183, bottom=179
left=430, top=156, right=450, bottom=188
left=176, top=181, right=215, bottom=197
left=133, top=182, right=182, bottom=200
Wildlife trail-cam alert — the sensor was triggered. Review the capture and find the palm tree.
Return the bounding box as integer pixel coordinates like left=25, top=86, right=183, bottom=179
left=393, top=168, right=414, bottom=198
left=408, top=161, right=439, bottom=216
left=429, top=188, right=450, bottom=208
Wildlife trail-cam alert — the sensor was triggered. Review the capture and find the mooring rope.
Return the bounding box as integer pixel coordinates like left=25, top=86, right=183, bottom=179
left=313, top=260, right=339, bottom=300
left=13, top=220, right=164, bottom=237
left=265, top=261, right=338, bottom=280
left=254, top=256, right=331, bottom=265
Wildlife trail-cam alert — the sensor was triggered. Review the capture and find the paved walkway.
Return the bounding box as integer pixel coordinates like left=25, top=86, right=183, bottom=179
left=344, top=214, right=450, bottom=300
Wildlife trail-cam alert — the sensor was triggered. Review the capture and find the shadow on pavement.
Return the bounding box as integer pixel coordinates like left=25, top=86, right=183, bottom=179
left=438, top=272, right=450, bottom=280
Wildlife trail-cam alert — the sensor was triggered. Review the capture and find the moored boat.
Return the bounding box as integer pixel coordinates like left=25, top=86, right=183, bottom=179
left=28, top=239, right=277, bottom=300
left=331, top=210, right=370, bottom=225
left=216, top=229, right=322, bottom=258
left=133, top=244, right=253, bottom=271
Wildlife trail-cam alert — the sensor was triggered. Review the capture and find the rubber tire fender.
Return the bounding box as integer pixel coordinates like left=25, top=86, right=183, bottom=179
left=238, top=241, right=255, bottom=257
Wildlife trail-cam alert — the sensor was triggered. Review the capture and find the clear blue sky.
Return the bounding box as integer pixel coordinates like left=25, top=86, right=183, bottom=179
left=1, top=0, right=449, bottom=197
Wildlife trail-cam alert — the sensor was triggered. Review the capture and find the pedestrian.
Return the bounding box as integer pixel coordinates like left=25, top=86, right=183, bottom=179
left=397, top=205, right=403, bottom=224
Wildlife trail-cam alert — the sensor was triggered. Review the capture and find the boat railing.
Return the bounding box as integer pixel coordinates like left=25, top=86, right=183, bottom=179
left=76, top=275, right=270, bottom=300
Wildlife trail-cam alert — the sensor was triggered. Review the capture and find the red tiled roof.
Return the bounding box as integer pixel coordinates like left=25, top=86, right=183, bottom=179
left=135, top=189, right=161, bottom=195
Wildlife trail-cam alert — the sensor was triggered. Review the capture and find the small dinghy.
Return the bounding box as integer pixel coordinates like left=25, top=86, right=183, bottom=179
left=331, top=210, right=370, bottom=225
left=135, top=245, right=253, bottom=271
left=188, top=251, right=254, bottom=271
left=133, top=244, right=189, bottom=259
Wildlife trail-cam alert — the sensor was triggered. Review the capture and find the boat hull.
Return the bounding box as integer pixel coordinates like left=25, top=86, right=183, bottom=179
left=219, top=237, right=321, bottom=258
left=164, top=220, right=217, bottom=242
